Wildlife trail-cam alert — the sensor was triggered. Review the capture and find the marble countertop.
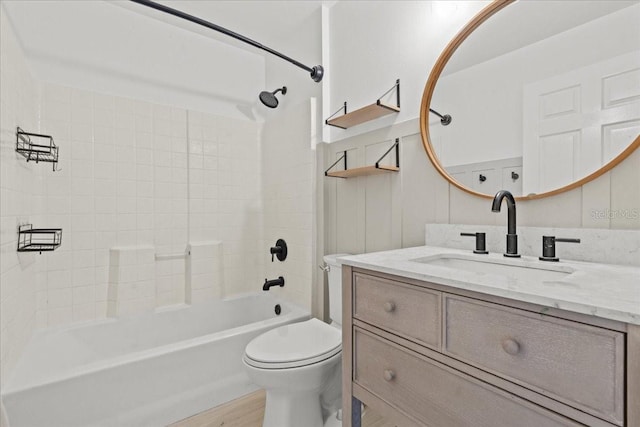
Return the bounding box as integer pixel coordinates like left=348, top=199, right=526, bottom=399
left=339, top=246, right=640, bottom=325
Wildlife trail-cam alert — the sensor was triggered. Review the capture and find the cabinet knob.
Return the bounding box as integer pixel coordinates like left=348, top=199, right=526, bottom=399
left=383, top=369, right=395, bottom=381
left=383, top=302, right=396, bottom=313
left=501, top=338, right=520, bottom=355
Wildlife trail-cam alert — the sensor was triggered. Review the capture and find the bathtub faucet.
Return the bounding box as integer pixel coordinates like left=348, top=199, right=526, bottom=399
left=263, top=276, right=285, bottom=291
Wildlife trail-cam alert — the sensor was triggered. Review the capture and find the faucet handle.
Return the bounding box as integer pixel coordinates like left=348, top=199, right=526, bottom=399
left=461, top=232, right=489, bottom=254
left=269, top=238, right=288, bottom=262
left=539, top=236, right=581, bottom=262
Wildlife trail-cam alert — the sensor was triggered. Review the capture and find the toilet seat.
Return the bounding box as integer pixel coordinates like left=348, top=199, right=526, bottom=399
left=244, top=318, right=342, bottom=369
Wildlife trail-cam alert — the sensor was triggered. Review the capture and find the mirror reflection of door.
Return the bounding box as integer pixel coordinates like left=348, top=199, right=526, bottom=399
left=523, top=51, right=640, bottom=195
left=425, top=0, right=640, bottom=198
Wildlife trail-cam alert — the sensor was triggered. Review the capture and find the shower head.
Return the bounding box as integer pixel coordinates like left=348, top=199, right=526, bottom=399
left=259, top=86, right=287, bottom=109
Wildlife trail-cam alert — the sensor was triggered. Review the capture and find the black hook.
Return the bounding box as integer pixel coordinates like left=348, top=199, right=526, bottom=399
left=429, top=108, right=452, bottom=126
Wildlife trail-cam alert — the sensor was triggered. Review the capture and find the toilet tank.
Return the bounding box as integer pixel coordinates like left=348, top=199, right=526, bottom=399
left=323, top=254, right=350, bottom=326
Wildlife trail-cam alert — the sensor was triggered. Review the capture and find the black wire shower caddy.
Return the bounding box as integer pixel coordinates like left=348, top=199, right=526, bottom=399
left=16, top=127, right=59, bottom=171
left=17, top=224, right=62, bottom=253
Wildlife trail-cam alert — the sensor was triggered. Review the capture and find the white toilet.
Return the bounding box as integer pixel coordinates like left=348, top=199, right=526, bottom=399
left=243, top=254, right=349, bottom=427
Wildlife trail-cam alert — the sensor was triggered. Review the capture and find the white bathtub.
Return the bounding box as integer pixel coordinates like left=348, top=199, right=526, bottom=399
left=2, top=293, right=309, bottom=427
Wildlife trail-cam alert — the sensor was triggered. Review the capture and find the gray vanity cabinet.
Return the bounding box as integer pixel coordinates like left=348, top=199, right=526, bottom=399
left=342, top=267, right=640, bottom=427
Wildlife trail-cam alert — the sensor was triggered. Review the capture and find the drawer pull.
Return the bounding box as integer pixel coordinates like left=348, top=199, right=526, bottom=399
left=501, top=338, right=520, bottom=355
left=383, top=369, right=396, bottom=381
left=383, top=302, right=396, bottom=312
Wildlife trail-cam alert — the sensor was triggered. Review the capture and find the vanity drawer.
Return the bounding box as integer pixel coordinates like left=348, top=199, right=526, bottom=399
left=444, top=296, right=624, bottom=425
left=353, top=328, right=582, bottom=427
left=353, top=273, right=441, bottom=349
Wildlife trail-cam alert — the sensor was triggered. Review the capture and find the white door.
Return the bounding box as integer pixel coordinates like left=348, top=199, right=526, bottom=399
left=523, top=51, right=640, bottom=195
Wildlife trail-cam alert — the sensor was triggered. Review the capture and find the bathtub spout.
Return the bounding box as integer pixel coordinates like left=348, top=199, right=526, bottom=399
left=263, top=276, right=285, bottom=291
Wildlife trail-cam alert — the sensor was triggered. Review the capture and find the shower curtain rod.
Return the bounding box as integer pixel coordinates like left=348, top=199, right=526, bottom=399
left=130, top=0, right=324, bottom=82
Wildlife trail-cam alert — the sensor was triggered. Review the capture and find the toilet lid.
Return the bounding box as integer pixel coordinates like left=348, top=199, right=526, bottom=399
left=244, top=319, right=341, bottom=368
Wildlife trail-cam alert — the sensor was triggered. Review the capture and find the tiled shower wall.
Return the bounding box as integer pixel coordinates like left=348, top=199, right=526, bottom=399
left=36, top=84, right=262, bottom=324
left=261, top=100, right=316, bottom=309
left=1, top=4, right=263, bottom=335
left=187, top=110, right=263, bottom=296
left=0, top=8, right=42, bottom=387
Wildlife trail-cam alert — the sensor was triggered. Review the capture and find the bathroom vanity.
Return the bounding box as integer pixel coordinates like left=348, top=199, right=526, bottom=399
left=340, top=247, right=640, bottom=427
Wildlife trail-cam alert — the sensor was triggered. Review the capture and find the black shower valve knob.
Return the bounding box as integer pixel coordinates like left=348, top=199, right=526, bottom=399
left=270, top=238, right=287, bottom=262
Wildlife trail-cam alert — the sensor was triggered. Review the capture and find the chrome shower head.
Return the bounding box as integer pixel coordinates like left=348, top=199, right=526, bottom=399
left=259, top=86, right=287, bottom=108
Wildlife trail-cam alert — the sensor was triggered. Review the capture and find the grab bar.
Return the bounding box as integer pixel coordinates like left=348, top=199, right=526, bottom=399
left=155, top=251, right=190, bottom=261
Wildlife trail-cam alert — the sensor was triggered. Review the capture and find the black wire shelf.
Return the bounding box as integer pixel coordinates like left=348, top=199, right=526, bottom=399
left=16, top=127, right=59, bottom=171
left=17, top=224, right=62, bottom=253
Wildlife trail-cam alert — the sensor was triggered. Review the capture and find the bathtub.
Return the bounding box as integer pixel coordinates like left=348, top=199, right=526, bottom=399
left=2, top=293, right=309, bottom=427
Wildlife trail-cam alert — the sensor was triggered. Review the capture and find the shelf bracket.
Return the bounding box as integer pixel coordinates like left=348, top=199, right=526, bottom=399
left=324, top=151, right=348, bottom=177
left=376, top=79, right=400, bottom=110
left=325, top=102, right=348, bottom=129
left=375, top=138, right=400, bottom=169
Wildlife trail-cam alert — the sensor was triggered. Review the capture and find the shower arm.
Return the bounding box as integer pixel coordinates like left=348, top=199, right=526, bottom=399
left=129, top=0, right=324, bottom=82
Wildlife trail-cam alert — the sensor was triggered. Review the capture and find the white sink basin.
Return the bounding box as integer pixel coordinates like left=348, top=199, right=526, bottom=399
left=410, top=254, right=574, bottom=282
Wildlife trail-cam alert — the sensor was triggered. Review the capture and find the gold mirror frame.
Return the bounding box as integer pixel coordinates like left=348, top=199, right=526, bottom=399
left=420, top=0, right=640, bottom=201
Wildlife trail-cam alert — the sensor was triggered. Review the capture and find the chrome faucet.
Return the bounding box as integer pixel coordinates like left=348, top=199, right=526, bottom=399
left=491, top=190, right=520, bottom=258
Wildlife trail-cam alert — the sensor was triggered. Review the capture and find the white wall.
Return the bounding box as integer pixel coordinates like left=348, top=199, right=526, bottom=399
left=0, top=6, right=42, bottom=388
left=263, top=4, right=323, bottom=144
left=2, top=0, right=266, bottom=121
left=325, top=1, right=489, bottom=143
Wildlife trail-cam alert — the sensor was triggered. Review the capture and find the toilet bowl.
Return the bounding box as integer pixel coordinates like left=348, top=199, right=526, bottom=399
left=243, top=254, right=349, bottom=427
left=243, top=319, right=341, bottom=427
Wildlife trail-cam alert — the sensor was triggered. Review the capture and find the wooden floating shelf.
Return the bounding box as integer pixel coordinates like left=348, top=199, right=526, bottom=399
left=326, top=79, right=401, bottom=129
left=326, top=164, right=399, bottom=178
left=326, top=102, right=400, bottom=129
left=325, top=138, right=400, bottom=179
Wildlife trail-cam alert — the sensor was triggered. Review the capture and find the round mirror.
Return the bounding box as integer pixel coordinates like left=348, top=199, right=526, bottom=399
left=420, top=0, right=640, bottom=200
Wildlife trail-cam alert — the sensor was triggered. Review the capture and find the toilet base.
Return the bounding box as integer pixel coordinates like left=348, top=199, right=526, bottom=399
left=263, top=389, right=323, bottom=427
